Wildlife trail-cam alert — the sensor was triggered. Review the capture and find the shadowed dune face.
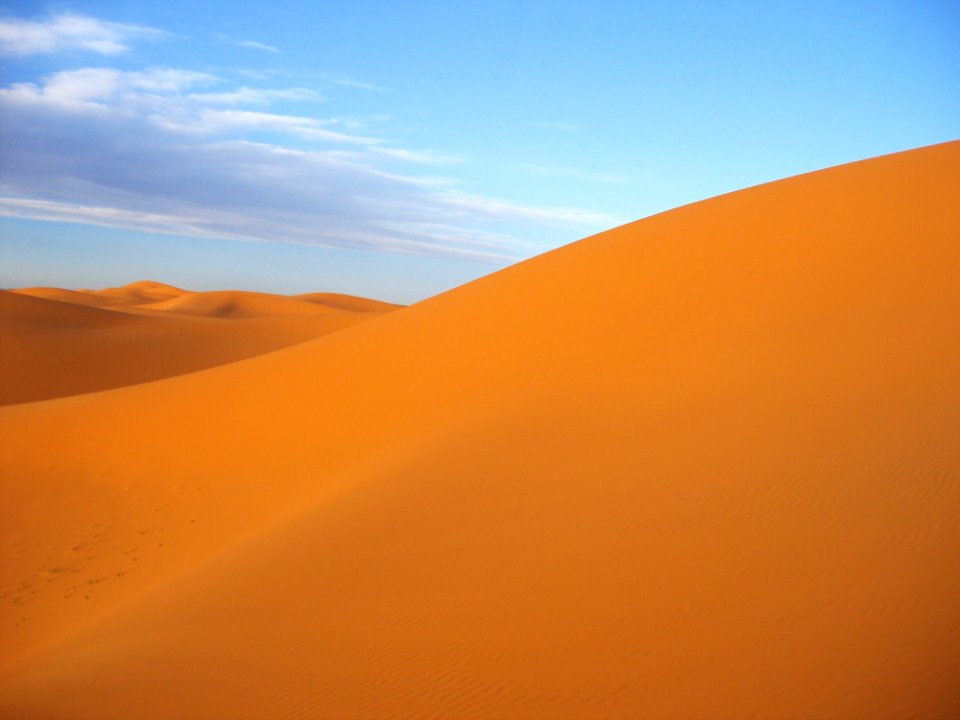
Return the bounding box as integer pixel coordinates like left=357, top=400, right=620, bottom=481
left=0, top=142, right=958, bottom=719
left=12, top=287, right=128, bottom=309
left=0, top=291, right=138, bottom=329
left=0, top=285, right=398, bottom=405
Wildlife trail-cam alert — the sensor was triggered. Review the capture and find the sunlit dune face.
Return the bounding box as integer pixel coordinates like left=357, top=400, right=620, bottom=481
left=0, top=142, right=958, bottom=719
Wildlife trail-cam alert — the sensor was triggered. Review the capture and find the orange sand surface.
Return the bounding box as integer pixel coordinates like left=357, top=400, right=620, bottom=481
left=0, top=284, right=398, bottom=405
left=1, top=141, right=958, bottom=718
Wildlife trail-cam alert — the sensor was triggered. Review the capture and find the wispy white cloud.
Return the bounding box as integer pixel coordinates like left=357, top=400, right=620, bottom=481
left=5, top=67, right=216, bottom=109
left=189, top=87, right=320, bottom=105
left=368, top=146, right=463, bottom=164
left=233, top=68, right=388, bottom=93
left=314, top=71, right=388, bottom=92
left=433, top=191, right=610, bottom=225
left=2, top=68, right=378, bottom=145
left=235, top=39, right=280, bottom=54
left=0, top=198, right=215, bottom=238
left=213, top=32, right=281, bottom=54
left=155, top=107, right=355, bottom=139
left=0, top=12, right=165, bottom=56
left=0, top=62, right=611, bottom=263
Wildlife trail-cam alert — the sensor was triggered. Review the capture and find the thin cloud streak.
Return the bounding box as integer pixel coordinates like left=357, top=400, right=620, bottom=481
left=189, top=87, right=320, bottom=105
left=235, top=39, right=281, bottom=54
left=516, top=163, right=629, bottom=184
left=314, top=72, right=389, bottom=92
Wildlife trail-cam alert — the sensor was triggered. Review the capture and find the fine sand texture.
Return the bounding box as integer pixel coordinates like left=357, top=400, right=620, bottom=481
left=1, top=141, right=958, bottom=718
left=0, top=284, right=399, bottom=405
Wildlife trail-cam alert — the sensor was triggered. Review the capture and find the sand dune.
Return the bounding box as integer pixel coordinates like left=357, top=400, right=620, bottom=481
left=138, top=290, right=346, bottom=319
left=294, top=292, right=402, bottom=313
left=15, top=281, right=185, bottom=310
left=1, top=141, right=958, bottom=718
left=118, top=280, right=186, bottom=295
left=0, top=286, right=396, bottom=405
left=87, top=281, right=186, bottom=306
left=0, top=290, right=136, bottom=329
left=12, top=287, right=126, bottom=309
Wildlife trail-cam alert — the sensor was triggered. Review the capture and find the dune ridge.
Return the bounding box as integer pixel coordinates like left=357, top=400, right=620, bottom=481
left=1, top=141, right=958, bottom=718
left=294, top=292, right=401, bottom=313
left=12, top=287, right=129, bottom=309
left=83, top=281, right=186, bottom=307
left=0, top=284, right=399, bottom=405
left=138, top=290, right=350, bottom=319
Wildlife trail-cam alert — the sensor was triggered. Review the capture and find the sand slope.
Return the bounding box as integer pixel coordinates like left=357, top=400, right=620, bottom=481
left=1, top=141, right=958, bottom=718
left=0, top=285, right=396, bottom=405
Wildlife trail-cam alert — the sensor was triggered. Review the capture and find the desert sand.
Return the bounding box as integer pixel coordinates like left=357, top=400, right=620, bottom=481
left=0, top=283, right=399, bottom=405
left=0, top=141, right=958, bottom=718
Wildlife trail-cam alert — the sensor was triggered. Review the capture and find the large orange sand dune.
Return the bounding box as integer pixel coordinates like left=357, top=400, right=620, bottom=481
left=1, top=141, right=958, bottom=718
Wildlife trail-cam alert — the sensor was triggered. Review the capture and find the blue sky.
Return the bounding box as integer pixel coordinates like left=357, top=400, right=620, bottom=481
left=1, top=1, right=957, bottom=303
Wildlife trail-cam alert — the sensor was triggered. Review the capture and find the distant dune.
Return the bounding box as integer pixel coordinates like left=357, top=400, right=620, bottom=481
left=13, top=287, right=127, bottom=308
left=0, top=283, right=398, bottom=405
left=83, top=280, right=186, bottom=306
left=1, top=141, right=958, bottom=718
left=140, top=290, right=351, bottom=319
left=294, top=292, right=402, bottom=313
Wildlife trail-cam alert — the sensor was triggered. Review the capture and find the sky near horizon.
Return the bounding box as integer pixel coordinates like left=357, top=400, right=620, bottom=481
left=1, top=2, right=957, bottom=303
